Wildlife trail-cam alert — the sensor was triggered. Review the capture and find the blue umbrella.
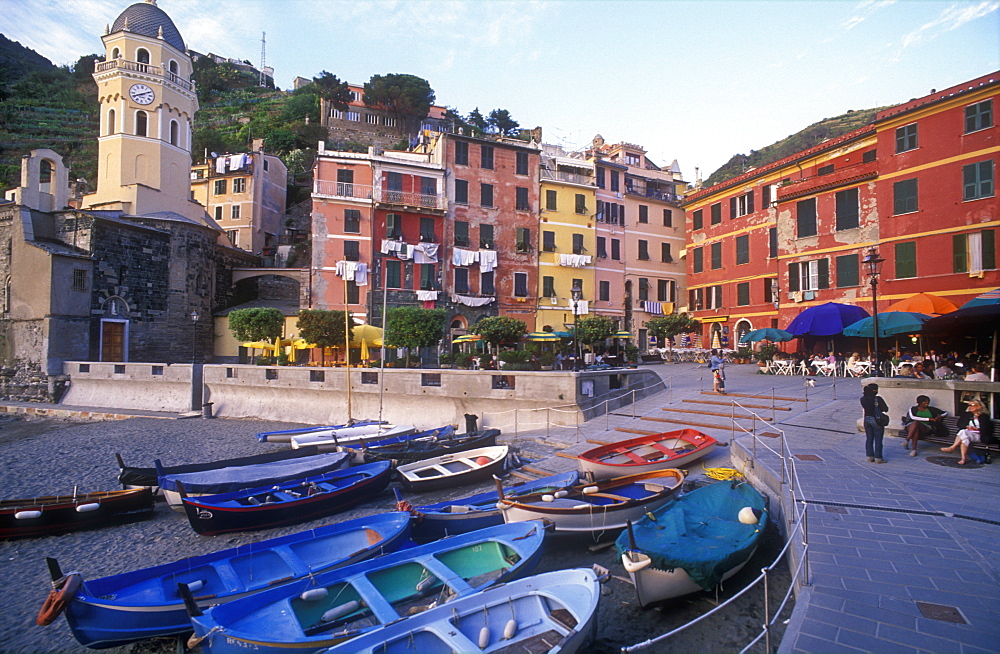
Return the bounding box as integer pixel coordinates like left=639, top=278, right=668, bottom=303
left=959, top=287, right=1000, bottom=309
left=787, top=302, right=870, bottom=337
left=842, top=312, right=932, bottom=338
left=742, top=328, right=794, bottom=343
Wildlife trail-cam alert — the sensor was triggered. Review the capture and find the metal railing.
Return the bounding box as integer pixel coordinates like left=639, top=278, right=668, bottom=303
left=622, top=399, right=813, bottom=653
left=312, top=181, right=448, bottom=210
left=95, top=58, right=193, bottom=91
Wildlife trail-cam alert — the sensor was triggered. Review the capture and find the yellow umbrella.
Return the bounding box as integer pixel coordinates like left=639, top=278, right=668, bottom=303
left=360, top=338, right=370, bottom=361
left=350, top=324, right=383, bottom=347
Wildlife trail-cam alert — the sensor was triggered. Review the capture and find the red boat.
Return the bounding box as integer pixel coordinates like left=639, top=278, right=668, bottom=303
left=577, top=429, right=717, bottom=480
left=1, top=488, right=154, bottom=539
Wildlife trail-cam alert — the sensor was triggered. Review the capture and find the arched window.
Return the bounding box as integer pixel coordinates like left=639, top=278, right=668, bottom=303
left=135, top=110, right=148, bottom=137
left=39, top=159, right=53, bottom=194
left=108, top=108, right=116, bottom=135
left=111, top=47, right=121, bottom=59
left=169, top=120, right=179, bottom=146
left=168, top=60, right=178, bottom=75
left=136, top=48, right=150, bottom=64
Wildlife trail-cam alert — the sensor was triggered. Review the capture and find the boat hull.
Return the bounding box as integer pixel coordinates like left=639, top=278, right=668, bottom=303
left=187, top=521, right=548, bottom=654
left=160, top=452, right=352, bottom=510
left=578, top=429, right=717, bottom=480
left=290, top=425, right=416, bottom=451
left=118, top=446, right=323, bottom=489
left=257, top=421, right=385, bottom=443
left=319, top=567, right=602, bottom=654
left=396, top=445, right=509, bottom=493
left=0, top=488, right=153, bottom=539
left=625, top=546, right=758, bottom=608
left=355, top=429, right=498, bottom=466
left=62, top=512, right=412, bottom=649
left=180, top=461, right=393, bottom=535
left=498, top=468, right=685, bottom=535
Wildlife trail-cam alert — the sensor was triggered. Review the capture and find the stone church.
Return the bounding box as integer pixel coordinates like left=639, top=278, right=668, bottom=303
left=0, top=0, right=259, bottom=401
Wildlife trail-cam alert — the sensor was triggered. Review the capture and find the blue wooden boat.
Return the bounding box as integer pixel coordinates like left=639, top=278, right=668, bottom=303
left=46, top=512, right=411, bottom=649
left=316, top=567, right=605, bottom=654
left=409, top=470, right=580, bottom=541
left=180, top=461, right=393, bottom=535
left=117, top=446, right=324, bottom=489
left=183, top=521, right=548, bottom=653
left=157, top=451, right=352, bottom=510
left=256, top=420, right=386, bottom=443
left=336, top=425, right=457, bottom=464
left=616, top=480, right=768, bottom=607
left=345, top=428, right=500, bottom=466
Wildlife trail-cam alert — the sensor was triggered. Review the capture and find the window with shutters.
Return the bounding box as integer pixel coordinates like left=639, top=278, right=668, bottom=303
left=542, top=230, right=556, bottom=252
left=481, top=145, right=494, bottom=169
left=835, top=254, right=859, bottom=287
left=663, top=208, right=672, bottom=226
left=893, top=179, right=918, bottom=215
left=597, top=237, right=608, bottom=258
left=344, top=209, right=361, bottom=233
left=232, top=178, right=246, bottom=193
left=599, top=280, right=610, bottom=301
left=575, top=194, right=587, bottom=215
left=611, top=239, right=621, bottom=260
left=769, top=227, right=778, bottom=258
left=572, top=233, right=585, bottom=254
left=516, top=227, right=530, bottom=253
left=737, top=282, right=750, bottom=306
left=455, top=179, right=468, bottom=204
left=454, top=267, right=469, bottom=293
left=610, top=170, right=619, bottom=192
left=661, top=242, right=672, bottom=263
left=735, top=235, right=749, bottom=265
left=480, top=270, right=494, bottom=294
left=638, top=205, right=648, bottom=223
left=214, top=179, right=227, bottom=195
left=454, top=220, right=469, bottom=247
left=346, top=281, right=359, bottom=304
left=638, top=278, right=649, bottom=302
left=516, top=151, right=529, bottom=175
left=344, top=240, right=360, bottom=262
left=692, top=209, right=703, bottom=230
left=480, top=224, right=494, bottom=249
left=385, top=214, right=402, bottom=239
left=230, top=204, right=240, bottom=220
left=710, top=203, right=722, bottom=225
left=480, top=183, right=494, bottom=207
left=963, top=160, right=994, bottom=200
left=514, top=272, right=528, bottom=297
left=545, top=189, right=557, bottom=210
left=516, top=187, right=530, bottom=211
left=638, top=240, right=650, bottom=260
left=835, top=188, right=859, bottom=230
left=692, top=247, right=703, bottom=273
left=386, top=260, right=402, bottom=288
left=731, top=191, right=754, bottom=218
left=895, top=124, right=918, bottom=153
left=421, top=264, right=436, bottom=290
left=710, top=242, right=722, bottom=269
left=419, top=217, right=435, bottom=242
left=787, top=259, right=829, bottom=292
left=796, top=198, right=817, bottom=237
left=657, top=279, right=671, bottom=302
left=896, top=241, right=917, bottom=279
left=542, top=276, right=556, bottom=297
left=596, top=167, right=605, bottom=189
left=454, top=141, right=468, bottom=165
left=965, top=100, right=993, bottom=133
left=953, top=230, right=997, bottom=273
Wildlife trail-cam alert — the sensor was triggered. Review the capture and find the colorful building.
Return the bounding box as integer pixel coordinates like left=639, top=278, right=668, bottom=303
left=682, top=71, right=998, bottom=350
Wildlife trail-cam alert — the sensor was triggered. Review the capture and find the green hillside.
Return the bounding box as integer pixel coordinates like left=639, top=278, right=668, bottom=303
left=703, top=107, right=887, bottom=187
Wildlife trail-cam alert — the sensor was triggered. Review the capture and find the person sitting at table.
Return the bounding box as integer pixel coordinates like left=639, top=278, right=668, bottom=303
left=934, top=359, right=956, bottom=379
left=965, top=364, right=990, bottom=382
left=940, top=400, right=993, bottom=465
left=913, top=362, right=932, bottom=379
left=895, top=363, right=917, bottom=378
left=902, top=395, right=948, bottom=456
left=846, top=352, right=867, bottom=377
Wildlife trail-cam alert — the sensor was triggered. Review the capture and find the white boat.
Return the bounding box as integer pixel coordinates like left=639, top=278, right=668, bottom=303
left=395, top=445, right=509, bottom=493
left=290, top=424, right=416, bottom=451
left=616, top=480, right=768, bottom=607
left=498, top=468, right=685, bottom=535
left=317, top=567, right=605, bottom=654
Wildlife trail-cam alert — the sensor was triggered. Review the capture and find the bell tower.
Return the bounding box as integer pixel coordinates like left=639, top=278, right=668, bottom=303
left=84, top=0, right=203, bottom=221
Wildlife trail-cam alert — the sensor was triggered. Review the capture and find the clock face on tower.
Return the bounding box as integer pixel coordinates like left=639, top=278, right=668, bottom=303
left=129, top=83, right=155, bottom=105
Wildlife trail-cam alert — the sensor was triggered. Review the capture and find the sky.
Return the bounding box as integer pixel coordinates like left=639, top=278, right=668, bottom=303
left=2, top=0, right=998, bottom=180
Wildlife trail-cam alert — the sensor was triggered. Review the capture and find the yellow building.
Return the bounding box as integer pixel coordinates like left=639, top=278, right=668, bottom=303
left=191, top=147, right=288, bottom=254
left=83, top=0, right=206, bottom=223
left=536, top=146, right=596, bottom=333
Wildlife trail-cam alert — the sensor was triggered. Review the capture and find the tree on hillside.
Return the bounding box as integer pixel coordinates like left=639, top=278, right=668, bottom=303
left=443, top=107, right=473, bottom=134
left=227, top=307, right=284, bottom=343
left=362, top=73, right=435, bottom=133
left=487, top=108, right=519, bottom=137
left=384, top=307, right=446, bottom=367
left=312, top=71, right=352, bottom=112
left=467, top=107, right=488, bottom=135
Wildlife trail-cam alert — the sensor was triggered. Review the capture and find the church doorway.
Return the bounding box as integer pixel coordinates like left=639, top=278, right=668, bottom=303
left=101, top=320, right=128, bottom=361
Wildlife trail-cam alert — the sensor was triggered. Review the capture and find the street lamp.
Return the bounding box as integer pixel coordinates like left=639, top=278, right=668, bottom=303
left=862, top=247, right=885, bottom=376
left=571, top=281, right=583, bottom=371
left=190, top=310, right=200, bottom=364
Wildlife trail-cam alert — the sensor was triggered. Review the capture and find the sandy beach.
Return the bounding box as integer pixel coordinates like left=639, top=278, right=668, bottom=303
left=0, top=413, right=790, bottom=653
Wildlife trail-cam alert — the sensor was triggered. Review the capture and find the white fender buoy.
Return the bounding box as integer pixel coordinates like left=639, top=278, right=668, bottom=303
left=75, top=503, right=100, bottom=513
left=503, top=618, right=518, bottom=640
left=622, top=553, right=652, bottom=573
left=416, top=576, right=435, bottom=592
left=14, top=510, right=42, bottom=520
left=554, top=490, right=569, bottom=498
left=321, top=600, right=360, bottom=623
left=582, top=486, right=599, bottom=495
left=300, top=588, right=328, bottom=601
left=739, top=507, right=763, bottom=525
left=181, top=579, right=205, bottom=594
left=541, top=494, right=555, bottom=503
left=572, top=503, right=591, bottom=510
left=496, top=502, right=510, bottom=511
left=478, top=626, right=490, bottom=649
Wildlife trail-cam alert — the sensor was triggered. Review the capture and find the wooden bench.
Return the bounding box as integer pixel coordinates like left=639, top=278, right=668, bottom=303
left=904, top=415, right=1000, bottom=455
left=639, top=354, right=663, bottom=365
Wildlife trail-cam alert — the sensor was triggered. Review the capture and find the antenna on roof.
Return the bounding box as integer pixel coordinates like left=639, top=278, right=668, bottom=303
left=259, top=32, right=267, bottom=87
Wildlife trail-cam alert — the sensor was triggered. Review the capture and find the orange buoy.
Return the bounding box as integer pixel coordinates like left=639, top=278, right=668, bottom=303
left=475, top=456, right=492, bottom=466
left=36, top=574, right=82, bottom=626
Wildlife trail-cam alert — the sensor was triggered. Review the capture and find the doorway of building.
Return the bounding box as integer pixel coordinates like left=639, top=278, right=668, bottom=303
left=101, top=320, right=128, bottom=361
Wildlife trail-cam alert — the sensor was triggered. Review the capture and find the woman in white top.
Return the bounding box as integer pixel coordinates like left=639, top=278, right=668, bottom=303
left=940, top=400, right=993, bottom=465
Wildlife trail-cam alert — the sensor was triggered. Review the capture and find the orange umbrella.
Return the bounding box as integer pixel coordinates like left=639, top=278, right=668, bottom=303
left=885, top=292, right=957, bottom=316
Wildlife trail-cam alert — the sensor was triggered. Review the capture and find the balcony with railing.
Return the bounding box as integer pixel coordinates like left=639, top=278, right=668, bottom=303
left=776, top=160, right=878, bottom=202
left=95, top=58, right=194, bottom=92
left=624, top=180, right=681, bottom=203
left=313, top=180, right=447, bottom=210
left=540, top=168, right=594, bottom=187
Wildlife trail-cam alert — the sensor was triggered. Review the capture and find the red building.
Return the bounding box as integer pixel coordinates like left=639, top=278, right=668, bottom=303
left=682, top=71, right=998, bottom=350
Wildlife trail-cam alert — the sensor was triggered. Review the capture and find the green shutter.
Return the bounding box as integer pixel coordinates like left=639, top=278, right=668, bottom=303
left=895, top=242, right=917, bottom=279
left=818, top=258, right=830, bottom=289
left=982, top=230, right=996, bottom=270
left=953, top=234, right=968, bottom=273
left=788, top=262, right=800, bottom=292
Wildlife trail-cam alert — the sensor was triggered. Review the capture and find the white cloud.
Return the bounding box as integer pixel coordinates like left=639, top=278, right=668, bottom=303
left=843, top=0, right=897, bottom=30
left=900, top=1, right=1000, bottom=49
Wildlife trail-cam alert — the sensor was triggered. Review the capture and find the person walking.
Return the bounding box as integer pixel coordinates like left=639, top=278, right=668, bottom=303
left=860, top=383, right=889, bottom=463
left=710, top=348, right=727, bottom=394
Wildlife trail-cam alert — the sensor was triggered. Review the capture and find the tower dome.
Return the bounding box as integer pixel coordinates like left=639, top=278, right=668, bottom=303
left=110, top=0, right=185, bottom=52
